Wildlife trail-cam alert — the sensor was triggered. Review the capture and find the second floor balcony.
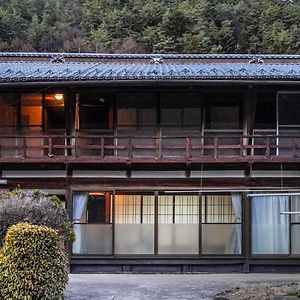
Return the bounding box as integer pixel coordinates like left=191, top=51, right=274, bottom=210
left=1, top=88, right=300, bottom=166
left=0, top=132, right=299, bottom=164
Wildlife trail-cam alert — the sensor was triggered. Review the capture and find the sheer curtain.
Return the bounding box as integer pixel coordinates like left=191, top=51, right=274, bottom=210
left=226, top=193, right=242, bottom=254
left=72, top=192, right=88, bottom=254
left=291, top=195, right=300, bottom=223
left=291, top=196, right=300, bottom=254
left=252, top=195, right=289, bottom=254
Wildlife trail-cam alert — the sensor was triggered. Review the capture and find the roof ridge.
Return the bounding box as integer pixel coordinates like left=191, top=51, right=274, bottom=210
left=0, top=57, right=300, bottom=83
left=1, top=52, right=300, bottom=59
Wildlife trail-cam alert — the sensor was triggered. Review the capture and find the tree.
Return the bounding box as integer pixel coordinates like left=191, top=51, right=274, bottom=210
left=0, top=0, right=300, bottom=53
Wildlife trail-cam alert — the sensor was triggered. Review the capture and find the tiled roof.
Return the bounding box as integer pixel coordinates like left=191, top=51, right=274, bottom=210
left=0, top=52, right=300, bottom=83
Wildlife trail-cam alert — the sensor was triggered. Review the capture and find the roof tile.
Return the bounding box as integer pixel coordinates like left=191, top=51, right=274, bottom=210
left=0, top=53, right=299, bottom=82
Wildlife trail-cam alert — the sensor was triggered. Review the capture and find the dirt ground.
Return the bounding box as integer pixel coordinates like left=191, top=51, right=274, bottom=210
left=215, top=282, right=299, bottom=299
left=65, top=273, right=300, bottom=300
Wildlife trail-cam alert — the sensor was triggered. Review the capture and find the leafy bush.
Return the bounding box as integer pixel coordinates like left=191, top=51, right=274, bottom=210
left=0, top=223, right=69, bottom=300
left=287, top=290, right=300, bottom=297
left=0, top=189, right=74, bottom=245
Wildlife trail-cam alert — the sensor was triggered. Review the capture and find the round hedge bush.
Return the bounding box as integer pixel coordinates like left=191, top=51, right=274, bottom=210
left=0, top=223, right=69, bottom=300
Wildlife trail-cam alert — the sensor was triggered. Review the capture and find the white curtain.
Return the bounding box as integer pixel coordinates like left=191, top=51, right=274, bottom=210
left=72, top=192, right=88, bottom=254
left=252, top=195, right=289, bottom=254
left=291, top=196, right=300, bottom=254
left=226, top=193, right=242, bottom=254
left=291, top=195, right=300, bottom=223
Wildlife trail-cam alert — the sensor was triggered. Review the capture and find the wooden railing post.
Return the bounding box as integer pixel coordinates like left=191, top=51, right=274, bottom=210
left=74, top=136, right=79, bottom=158
left=266, top=136, right=270, bottom=158
left=185, top=137, right=191, bottom=159
left=127, top=136, right=132, bottom=159
left=100, top=137, right=104, bottom=158
left=292, top=137, right=296, bottom=158
left=48, top=137, right=53, bottom=157
left=157, top=136, right=162, bottom=159
left=240, top=136, right=244, bottom=157
left=214, top=137, right=218, bottom=159
left=22, top=137, right=26, bottom=158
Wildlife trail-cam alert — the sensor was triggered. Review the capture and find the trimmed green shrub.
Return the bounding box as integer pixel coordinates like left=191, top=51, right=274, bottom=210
left=0, top=188, right=74, bottom=245
left=0, top=223, right=69, bottom=300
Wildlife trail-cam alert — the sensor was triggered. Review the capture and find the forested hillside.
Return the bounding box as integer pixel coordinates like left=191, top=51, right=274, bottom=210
left=0, top=0, right=299, bottom=54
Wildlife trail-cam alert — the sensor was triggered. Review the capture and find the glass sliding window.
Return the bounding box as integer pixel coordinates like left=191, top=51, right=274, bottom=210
left=78, top=93, right=114, bottom=157
left=158, top=194, right=199, bottom=255
left=0, top=91, right=68, bottom=158
left=115, top=193, right=155, bottom=254
left=291, top=196, right=300, bottom=255
left=160, top=92, right=201, bottom=129
left=203, top=94, right=243, bottom=157
left=21, top=93, right=43, bottom=132
left=79, top=93, right=114, bottom=130
left=117, top=93, right=157, bottom=157
left=0, top=94, right=18, bottom=157
left=21, top=93, right=43, bottom=157
left=72, top=192, right=112, bottom=255
left=278, top=93, right=300, bottom=157
left=278, top=93, right=300, bottom=127
left=160, top=92, right=201, bottom=157
left=204, top=94, right=242, bottom=130
left=202, top=194, right=242, bottom=255
left=206, top=106, right=240, bottom=129
left=251, top=195, right=289, bottom=254
left=44, top=93, right=65, bottom=130
left=117, top=92, right=157, bottom=130
left=254, top=93, right=277, bottom=130
left=21, top=92, right=67, bottom=132
left=0, top=93, right=17, bottom=132
left=44, top=93, right=66, bottom=156
left=253, top=93, right=277, bottom=156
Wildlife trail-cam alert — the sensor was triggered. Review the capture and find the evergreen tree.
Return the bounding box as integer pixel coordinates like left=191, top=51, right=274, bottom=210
left=0, top=0, right=299, bottom=53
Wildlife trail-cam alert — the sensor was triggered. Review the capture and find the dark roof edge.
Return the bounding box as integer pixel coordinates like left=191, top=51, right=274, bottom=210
left=1, top=52, right=300, bottom=60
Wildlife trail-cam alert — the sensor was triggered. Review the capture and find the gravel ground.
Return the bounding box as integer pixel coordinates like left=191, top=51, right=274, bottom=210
left=65, top=273, right=300, bottom=300
left=215, top=282, right=299, bottom=299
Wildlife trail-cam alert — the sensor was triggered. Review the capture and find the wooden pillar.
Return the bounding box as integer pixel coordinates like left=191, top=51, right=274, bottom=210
left=244, top=89, right=251, bottom=136
left=242, top=193, right=251, bottom=273
left=154, top=190, right=159, bottom=255
left=66, top=185, right=73, bottom=257
left=65, top=88, right=77, bottom=157
left=65, top=88, right=76, bottom=136
left=244, top=86, right=257, bottom=156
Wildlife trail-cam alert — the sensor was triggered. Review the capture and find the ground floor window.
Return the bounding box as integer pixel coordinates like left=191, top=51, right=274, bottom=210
left=251, top=195, right=300, bottom=255
left=72, top=191, right=242, bottom=256
left=291, top=196, right=300, bottom=254
left=202, top=194, right=242, bottom=255
left=114, top=193, right=155, bottom=255
left=158, top=194, right=199, bottom=254
left=72, top=192, right=112, bottom=255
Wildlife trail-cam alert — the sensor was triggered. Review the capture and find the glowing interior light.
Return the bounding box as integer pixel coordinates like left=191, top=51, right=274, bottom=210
left=89, top=192, right=106, bottom=196
left=54, top=93, right=64, bottom=100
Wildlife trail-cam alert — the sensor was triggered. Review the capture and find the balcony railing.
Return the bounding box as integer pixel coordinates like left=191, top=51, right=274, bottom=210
left=0, top=133, right=299, bottom=163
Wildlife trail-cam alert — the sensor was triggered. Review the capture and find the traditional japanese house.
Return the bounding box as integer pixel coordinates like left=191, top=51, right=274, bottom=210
left=0, top=52, right=300, bottom=273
